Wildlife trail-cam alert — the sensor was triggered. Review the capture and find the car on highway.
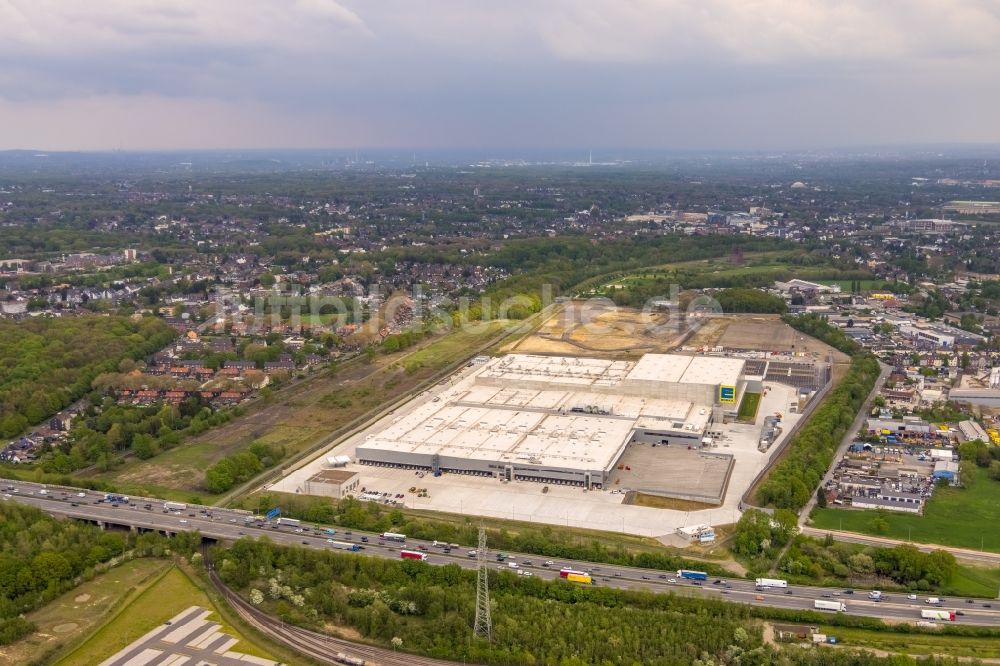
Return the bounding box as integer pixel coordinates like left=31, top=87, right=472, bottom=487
left=667, top=578, right=676, bottom=584
left=785, top=590, right=793, bottom=595
left=907, top=594, right=918, bottom=600
left=301, top=540, right=309, bottom=545
left=544, top=560, right=554, bottom=567
left=360, top=536, right=369, bottom=542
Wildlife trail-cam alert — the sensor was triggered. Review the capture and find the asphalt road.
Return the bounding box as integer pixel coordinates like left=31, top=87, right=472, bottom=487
left=5, top=480, right=999, bottom=628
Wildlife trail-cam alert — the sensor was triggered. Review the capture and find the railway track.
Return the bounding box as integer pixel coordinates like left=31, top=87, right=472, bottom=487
left=208, top=567, right=471, bottom=666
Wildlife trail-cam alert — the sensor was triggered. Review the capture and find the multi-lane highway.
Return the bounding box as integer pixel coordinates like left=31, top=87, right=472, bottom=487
left=5, top=480, right=999, bottom=627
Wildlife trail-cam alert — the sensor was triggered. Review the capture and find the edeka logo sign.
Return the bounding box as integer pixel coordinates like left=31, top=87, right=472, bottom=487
left=719, top=385, right=736, bottom=403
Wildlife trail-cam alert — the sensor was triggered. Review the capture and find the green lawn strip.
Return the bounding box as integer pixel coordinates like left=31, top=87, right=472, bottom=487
left=941, top=564, right=1000, bottom=598
left=811, top=467, right=1000, bottom=553
left=737, top=392, right=762, bottom=422
left=55, top=564, right=288, bottom=666
left=816, top=624, right=1000, bottom=659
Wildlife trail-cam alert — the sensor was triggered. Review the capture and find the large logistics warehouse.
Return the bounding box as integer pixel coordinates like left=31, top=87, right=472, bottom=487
left=354, top=353, right=746, bottom=489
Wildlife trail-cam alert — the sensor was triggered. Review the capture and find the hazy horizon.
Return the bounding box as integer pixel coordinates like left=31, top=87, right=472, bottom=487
left=2, top=1, right=999, bottom=152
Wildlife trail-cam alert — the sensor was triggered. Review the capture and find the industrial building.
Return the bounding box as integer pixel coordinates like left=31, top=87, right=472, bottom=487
left=354, top=353, right=747, bottom=489
left=302, top=469, right=360, bottom=499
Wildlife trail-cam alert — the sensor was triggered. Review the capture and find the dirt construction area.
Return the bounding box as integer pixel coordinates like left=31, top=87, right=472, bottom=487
left=686, top=315, right=850, bottom=362
left=508, top=300, right=687, bottom=357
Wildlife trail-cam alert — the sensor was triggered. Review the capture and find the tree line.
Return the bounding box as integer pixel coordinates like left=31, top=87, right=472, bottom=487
left=204, top=441, right=286, bottom=494
left=756, top=316, right=880, bottom=510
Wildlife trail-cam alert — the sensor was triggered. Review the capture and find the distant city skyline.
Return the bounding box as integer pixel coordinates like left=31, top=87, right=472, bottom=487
left=1, top=1, right=999, bottom=151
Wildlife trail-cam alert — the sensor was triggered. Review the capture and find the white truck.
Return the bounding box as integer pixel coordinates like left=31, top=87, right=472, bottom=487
left=164, top=501, right=187, bottom=512
left=868, top=590, right=882, bottom=601
left=754, top=578, right=788, bottom=589
left=921, top=609, right=956, bottom=621
left=814, top=599, right=847, bottom=612
left=925, top=597, right=941, bottom=605
left=277, top=517, right=301, bottom=527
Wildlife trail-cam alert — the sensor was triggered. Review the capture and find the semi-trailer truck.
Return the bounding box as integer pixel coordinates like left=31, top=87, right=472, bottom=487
left=566, top=573, right=593, bottom=585
left=163, top=501, right=186, bottom=512
left=327, top=540, right=361, bottom=552
left=560, top=568, right=587, bottom=578
left=677, top=569, right=709, bottom=581
left=104, top=493, right=129, bottom=503
left=277, top=517, right=301, bottom=527
left=814, top=600, right=847, bottom=612
left=921, top=609, right=956, bottom=621
left=381, top=532, right=406, bottom=542
left=755, top=578, right=788, bottom=589
left=400, top=550, right=427, bottom=561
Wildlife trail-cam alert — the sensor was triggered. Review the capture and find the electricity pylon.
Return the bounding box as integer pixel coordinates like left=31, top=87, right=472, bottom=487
left=473, top=526, right=492, bottom=641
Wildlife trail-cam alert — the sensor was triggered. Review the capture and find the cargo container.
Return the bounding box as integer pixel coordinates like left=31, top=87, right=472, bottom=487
left=327, top=540, right=361, bottom=552
left=277, top=517, right=301, bottom=527
left=381, top=532, right=406, bottom=542
left=566, top=573, right=592, bottom=585
left=560, top=568, right=587, bottom=578
left=163, top=501, right=186, bottom=512
left=400, top=550, right=427, bottom=561
left=677, top=569, right=708, bottom=581
left=814, top=600, right=847, bottom=612
left=755, top=578, right=788, bottom=589
left=921, top=609, right=956, bottom=621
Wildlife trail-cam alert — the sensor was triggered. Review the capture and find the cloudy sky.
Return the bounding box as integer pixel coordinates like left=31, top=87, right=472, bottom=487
left=1, top=0, right=999, bottom=151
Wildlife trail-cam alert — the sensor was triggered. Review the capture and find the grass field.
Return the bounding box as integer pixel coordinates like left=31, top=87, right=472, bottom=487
left=737, top=392, right=761, bottom=422
left=815, top=625, right=1000, bottom=660
left=0, top=559, right=171, bottom=666
left=811, top=467, right=1000, bottom=553
left=588, top=251, right=875, bottom=296
left=55, top=565, right=292, bottom=666
left=630, top=492, right=718, bottom=511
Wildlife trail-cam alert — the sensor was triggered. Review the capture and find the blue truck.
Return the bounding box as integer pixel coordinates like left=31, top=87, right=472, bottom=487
left=676, top=569, right=708, bottom=581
